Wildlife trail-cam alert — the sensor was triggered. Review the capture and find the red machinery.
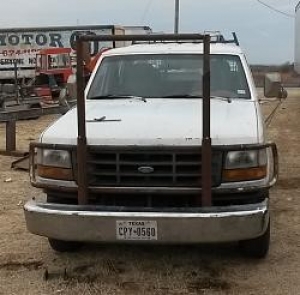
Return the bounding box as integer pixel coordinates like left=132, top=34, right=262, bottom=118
left=29, top=47, right=111, bottom=103
left=34, top=48, right=73, bottom=100
left=36, top=48, right=73, bottom=82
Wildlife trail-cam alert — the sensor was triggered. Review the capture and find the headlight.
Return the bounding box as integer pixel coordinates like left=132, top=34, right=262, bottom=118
left=36, top=148, right=73, bottom=181
left=223, top=149, right=267, bottom=182
left=37, top=149, right=72, bottom=168
left=225, top=150, right=267, bottom=169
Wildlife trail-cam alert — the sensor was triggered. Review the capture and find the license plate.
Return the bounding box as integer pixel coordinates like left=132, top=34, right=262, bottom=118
left=116, top=220, right=157, bottom=241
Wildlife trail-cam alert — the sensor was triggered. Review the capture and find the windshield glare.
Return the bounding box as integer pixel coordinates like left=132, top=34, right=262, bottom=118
left=87, top=54, right=251, bottom=99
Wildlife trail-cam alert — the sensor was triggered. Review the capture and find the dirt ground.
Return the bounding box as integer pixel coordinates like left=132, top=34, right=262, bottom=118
left=0, top=91, right=300, bottom=295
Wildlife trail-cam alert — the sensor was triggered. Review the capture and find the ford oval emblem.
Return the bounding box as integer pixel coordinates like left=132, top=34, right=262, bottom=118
left=138, top=166, right=155, bottom=174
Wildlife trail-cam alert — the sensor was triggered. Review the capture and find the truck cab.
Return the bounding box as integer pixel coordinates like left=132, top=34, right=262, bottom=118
left=24, top=36, right=278, bottom=258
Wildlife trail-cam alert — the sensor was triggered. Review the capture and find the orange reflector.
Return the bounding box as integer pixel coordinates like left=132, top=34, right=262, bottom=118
left=223, top=166, right=267, bottom=182
left=37, top=165, right=73, bottom=181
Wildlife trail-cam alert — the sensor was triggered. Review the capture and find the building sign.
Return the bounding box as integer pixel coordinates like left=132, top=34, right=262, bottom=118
left=0, top=27, right=115, bottom=79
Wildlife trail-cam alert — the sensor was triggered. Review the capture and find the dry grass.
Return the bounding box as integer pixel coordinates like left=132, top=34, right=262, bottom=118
left=0, top=91, right=300, bottom=294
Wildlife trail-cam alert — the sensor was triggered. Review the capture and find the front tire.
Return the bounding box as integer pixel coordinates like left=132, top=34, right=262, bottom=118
left=239, top=218, right=270, bottom=259
left=46, top=194, right=82, bottom=252
left=48, top=238, right=82, bottom=253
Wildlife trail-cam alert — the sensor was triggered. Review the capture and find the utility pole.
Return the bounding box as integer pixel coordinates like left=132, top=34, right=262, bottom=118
left=174, top=0, right=179, bottom=33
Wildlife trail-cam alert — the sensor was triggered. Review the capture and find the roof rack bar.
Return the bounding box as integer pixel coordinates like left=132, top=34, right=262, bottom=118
left=203, top=30, right=239, bottom=45
left=232, top=32, right=240, bottom=46
left=79, top=33, right=205, bottom=43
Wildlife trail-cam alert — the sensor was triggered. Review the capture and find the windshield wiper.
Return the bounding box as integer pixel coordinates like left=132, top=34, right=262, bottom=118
left=88, top=94, right=147, bottom=102
left=162, top=94, right=233, bottom=103
left=161, top=94, right=203, bottom=98
left=86, top=116, right=121, bottom=122
left=211, top=96, right=232, bottom=103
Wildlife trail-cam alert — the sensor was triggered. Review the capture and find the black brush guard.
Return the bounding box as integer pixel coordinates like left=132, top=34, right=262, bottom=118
left=75, top=33, right=212, bottom=206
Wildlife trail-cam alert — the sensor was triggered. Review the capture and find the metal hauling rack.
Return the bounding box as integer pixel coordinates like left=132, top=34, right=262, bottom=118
left=208, top=31, right=239, bottom=45
left=131, top=31, right=239, bottom=45
left=75, top=33, right=212, bottom=206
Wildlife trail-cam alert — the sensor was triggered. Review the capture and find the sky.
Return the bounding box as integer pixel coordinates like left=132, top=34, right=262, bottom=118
left=0, top=0, right=298, bottom=65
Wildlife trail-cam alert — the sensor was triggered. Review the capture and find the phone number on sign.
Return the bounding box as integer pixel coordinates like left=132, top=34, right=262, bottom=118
left=0, top=48, right=41, bottom=56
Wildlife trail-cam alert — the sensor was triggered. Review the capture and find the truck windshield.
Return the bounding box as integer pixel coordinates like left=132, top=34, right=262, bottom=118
left=87, top=54, right=251, bottom=99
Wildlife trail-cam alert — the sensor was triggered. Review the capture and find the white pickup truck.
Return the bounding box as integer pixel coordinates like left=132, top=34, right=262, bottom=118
left=24, top=34, right=282, bottom=258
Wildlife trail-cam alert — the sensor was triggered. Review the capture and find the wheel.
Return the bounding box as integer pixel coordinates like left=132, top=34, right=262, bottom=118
left=239, top=218, right=270, bottom=259
left=47, top=194, right=82, bottom=252
left=48, top=238, right=82, bottom=253
left=29, top=102, right=42, bottom=109
left=27, top=102, right=41, bottom=119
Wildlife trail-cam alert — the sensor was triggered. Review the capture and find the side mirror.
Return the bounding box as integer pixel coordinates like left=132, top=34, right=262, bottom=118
left=82, top=42, right=91, bottom=65
left=66, top=74, right=77, bottom=100
left=264, top=72, right=288, bottom=99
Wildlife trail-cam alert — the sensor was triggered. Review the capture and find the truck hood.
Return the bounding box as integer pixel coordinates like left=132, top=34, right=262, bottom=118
left=41, top=99, right=261, bottom=146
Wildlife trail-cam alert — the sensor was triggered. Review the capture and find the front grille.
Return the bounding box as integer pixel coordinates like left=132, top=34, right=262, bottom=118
left=79, top=147, right=223, bottom=188
left=47, top=190, right=267, bottom=208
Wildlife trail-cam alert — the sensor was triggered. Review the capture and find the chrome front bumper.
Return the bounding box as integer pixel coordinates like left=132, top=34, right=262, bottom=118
left=24, top=199, right=269, bottom=243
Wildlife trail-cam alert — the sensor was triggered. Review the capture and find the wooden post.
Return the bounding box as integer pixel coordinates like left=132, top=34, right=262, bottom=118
left=6, top=120, right=16, bottom=152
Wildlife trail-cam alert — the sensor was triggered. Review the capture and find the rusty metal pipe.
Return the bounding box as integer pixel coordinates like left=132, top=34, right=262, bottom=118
left=201, top=35, right=212, bottom=206
left=76, top=40, right=88, bottom=205
left=75, top=33, right=210, bottom=207
left=78, top=34, right=204, bottom=43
